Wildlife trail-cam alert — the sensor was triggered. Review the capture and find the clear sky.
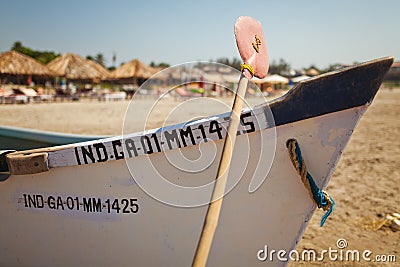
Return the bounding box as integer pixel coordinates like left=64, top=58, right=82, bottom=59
left=1, top=0, right=399, bottom=69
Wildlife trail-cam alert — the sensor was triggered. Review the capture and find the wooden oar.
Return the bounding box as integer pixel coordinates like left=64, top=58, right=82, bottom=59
left=192, top=16, right=269, bottom=267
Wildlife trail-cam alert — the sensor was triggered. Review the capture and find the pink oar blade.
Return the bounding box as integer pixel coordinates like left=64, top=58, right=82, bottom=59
left=235, top=16, right=269, bottom=79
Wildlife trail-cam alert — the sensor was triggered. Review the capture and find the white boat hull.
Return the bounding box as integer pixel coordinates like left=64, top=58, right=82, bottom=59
left=0, top=58, right=393, bottom=266
left=0, top=106, right=364, bottom=266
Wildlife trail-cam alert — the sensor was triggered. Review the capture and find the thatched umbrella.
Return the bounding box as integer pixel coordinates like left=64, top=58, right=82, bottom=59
left=252, top=74, right=289, bottom=84
left=306, top=68, right=320, bottom=77
left=47, top=53, right=110, bottom=82
left=110, top=59, right=157, bottom=85
left=0, top=51, right=54, bottom=84
left=291, top=75, right=311, bottom=83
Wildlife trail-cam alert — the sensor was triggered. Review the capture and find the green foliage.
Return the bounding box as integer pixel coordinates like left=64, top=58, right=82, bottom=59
left=383, top=81, right=400, bottom=88
left=322, top=63, right=343, bottom=73
left=150, top=61, right=170, bottom=68
left=269, top=58, right=291, bottom=75
left=216, top=57, right=241, bottom=70
left=85, top=54, right=105, bottom=66
left=157, top=62, right=170, bottom=68
left=11, top=41, right=59, bottom=64
left=95, top=53, right=105, bottom=67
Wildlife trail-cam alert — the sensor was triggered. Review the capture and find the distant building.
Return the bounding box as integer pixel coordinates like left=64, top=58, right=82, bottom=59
left=391, top=61, right=400, bottom=71
left=384, top=61, right=400, bottom=81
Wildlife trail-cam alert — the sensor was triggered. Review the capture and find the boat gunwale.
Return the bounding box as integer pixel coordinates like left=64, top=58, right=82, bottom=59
left=1, top=57, right=394, bottom=175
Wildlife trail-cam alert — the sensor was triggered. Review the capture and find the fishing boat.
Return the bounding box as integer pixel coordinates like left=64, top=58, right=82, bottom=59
left=0, top=57, right=393, bottom=266
left=0, top=125, right=103, bottom=150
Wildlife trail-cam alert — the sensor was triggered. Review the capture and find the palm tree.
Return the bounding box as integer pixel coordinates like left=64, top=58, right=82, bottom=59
left=95, top=53, right=105, bottom=67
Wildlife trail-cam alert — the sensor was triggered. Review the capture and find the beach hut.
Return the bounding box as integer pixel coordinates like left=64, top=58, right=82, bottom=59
left=109, top=59, right=157, bottom=86
left=0, top=50, right=54, bottom=85
left=47, top=53, right=110, bottom=83
left=306, top=68, right=320, bottom=76
left=47, top=53, right=111, bottom=99
left=385, top=61, right=400, bottom=81
left=252, top=74, right=289, bottom=91
left=255, top=74, right=289, bottom=84
left=291, top=75, right=311, bottom=83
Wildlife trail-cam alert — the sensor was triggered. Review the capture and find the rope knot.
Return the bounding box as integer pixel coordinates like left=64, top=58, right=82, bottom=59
left=286, top=139, right=335, bottom=227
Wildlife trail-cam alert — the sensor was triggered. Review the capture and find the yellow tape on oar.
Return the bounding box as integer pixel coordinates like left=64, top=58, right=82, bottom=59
left=240, top=63, right=255, bottom=77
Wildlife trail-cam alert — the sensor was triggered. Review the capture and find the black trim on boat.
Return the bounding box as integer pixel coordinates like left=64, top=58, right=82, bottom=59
left=0, top=57, right=394, bottom=175
left=268, top=57, right=393, bottom=126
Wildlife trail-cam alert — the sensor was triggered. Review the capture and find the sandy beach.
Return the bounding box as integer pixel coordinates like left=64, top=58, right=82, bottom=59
left=0, top=89, right=398, bottom=266
left=292, top=89, right=399, bottom=266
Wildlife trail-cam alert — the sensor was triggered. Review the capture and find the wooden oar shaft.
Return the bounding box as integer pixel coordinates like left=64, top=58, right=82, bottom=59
left=192, top=74, right=249, bottom=267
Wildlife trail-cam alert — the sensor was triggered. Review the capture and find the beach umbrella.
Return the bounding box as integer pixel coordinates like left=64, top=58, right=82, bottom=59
left=47, top=53, right=110, bottom=81
left=0, top=51, right=54, bottom=76
left=252, top=74, right=289, bottom=84
left=291, top=75, right=311, bottom=83
left=110, top=59, right=157, bottom=80
left=306, top=68, right=320, bottom=76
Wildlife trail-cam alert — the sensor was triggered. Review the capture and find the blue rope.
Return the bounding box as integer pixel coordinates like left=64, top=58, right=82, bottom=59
left=292, top=140, right=335, bottom=227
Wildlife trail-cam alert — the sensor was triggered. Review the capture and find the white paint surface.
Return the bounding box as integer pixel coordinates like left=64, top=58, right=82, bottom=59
left=0, top=105, right=366, bottom=266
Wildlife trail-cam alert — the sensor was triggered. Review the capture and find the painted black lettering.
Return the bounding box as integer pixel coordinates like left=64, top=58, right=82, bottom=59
left=83, top=197, right=92, bottom=212
left=93, top=143, right=108, bottom=162
left=66, top=196, right=74, bottom=210
left=48, top=196, right=56, bottom=209
left=81, top=145, right=95, bottom=164
left=240, top=112, right=256, bottom=133
left=130, top=198, right=139, bottom=213
left=125, top=138, right=138, bottom=157
left=140, top=136, right=153, bottom=154
left=150, top=133, right=161, bottom=152
left=92, top=198, right=102, bottom=212
left=105, top=199, right=111, bottom=213
left=112, top=140, right=124, bottom=160
left=164, top=129, right=181, bottom=149
left=122, top=199, right=130, bottom=213
left=27, top=194, right=37, bottom=208
left=75, top=196, right=80, bottom=210
left=179, top=126, right=196, bottom=147
left=23, top=194, right=43, bottom=208
left=56, top=196, right=65, bottom=210
left=20, top=194, right=139, bottom=215
left=23, top=194, right=28, bottom=207
left=198, top=124, right=208, bottom=142
left=112, top=198, right=120, bottom=213
left=209, top=120, right=223, bottom=139
left=36, top=195, right=44, bottom=208
left=74, top=147, right=82, bottom=165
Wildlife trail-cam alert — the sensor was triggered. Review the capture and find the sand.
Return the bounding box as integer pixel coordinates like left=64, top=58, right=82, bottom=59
left=0, top=89, right=399, bottom=266
left=291, top=89, right=399, bottom=266
left=0, top=96, right=271, bottom=135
